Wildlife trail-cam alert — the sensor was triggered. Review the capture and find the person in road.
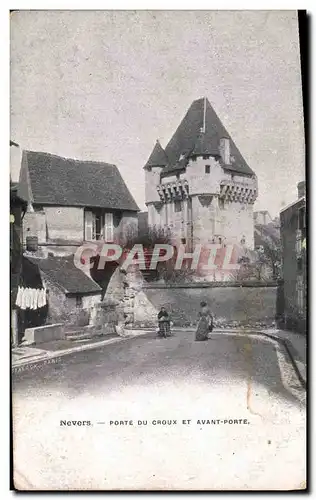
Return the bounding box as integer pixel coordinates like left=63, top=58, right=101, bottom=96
left=157, top=306, right=171, bottom=338
left=195, top=301, right=213, bottom=341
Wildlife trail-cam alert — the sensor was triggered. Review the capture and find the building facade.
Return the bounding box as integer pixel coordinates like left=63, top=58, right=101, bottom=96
left=144, top=98, right=258, bottom=250
left=279, top=181, right=306, bottom=333
left=18, top=150, right=139, bottom=257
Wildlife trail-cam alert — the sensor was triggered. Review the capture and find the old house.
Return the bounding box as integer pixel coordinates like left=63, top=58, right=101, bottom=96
left=18, top=150, right=139, bottom=256
left=23, top=255, right=102, bottom=327
left=14, top=150, right=139, bottom=337
left=144, top=97, right=258, bottom=250
left=279, top=181, right=306, bottom=333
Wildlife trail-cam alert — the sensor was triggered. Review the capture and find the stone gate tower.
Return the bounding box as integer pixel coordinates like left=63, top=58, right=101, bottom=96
left=144, top=97, right=258, bottom=250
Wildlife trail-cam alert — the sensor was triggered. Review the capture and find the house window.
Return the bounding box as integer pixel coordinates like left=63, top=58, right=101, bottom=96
left=76, top=296, right=83, bottom=308
left=205, top=165, right=210, bottom=174
left=298, top=207, right=306, bottom=239
left=174, top=200, right=182, bottom=213
left=298, top=207, right=305, bottom=230
left=85, top=210, right=114, bottom=241
left=104, top=212, right=114, bottom=241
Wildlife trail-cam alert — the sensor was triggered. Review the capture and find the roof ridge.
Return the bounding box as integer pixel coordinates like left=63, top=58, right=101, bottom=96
left=25, top=150, right=117, bottom=168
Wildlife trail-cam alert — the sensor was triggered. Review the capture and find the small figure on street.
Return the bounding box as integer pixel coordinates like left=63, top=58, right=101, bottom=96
left=195, top=301, right=214, bottom=341
left=157, top=306, right=171, bottom=338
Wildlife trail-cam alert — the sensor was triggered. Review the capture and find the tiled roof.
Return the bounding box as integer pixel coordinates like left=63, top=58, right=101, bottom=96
left=19, top=150, right=139, bottom=211
left=144, top=140, right=169, bottom=168
left=25, top=255, right=102, bottom=295
left=163, top=98, right=255, bottom=176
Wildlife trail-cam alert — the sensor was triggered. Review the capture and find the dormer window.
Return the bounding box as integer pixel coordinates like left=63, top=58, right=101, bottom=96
left=220, top=138, right=231, bottom=165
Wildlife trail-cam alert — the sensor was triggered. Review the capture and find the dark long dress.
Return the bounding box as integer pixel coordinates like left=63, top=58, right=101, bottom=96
left=195, top=308, right=211, bottom=341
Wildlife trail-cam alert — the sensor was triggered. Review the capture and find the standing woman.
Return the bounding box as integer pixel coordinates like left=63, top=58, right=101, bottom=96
left=195, top=301, right=213, bottom=341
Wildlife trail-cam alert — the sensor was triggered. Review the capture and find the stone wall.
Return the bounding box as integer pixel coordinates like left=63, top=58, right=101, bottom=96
left=89, top=298, right=120, bottom=335
left=40, top=272, right=101, bottom=327
left=131, top=284, right=277, bottom=328
left=145, top=155, right=256, bottom=251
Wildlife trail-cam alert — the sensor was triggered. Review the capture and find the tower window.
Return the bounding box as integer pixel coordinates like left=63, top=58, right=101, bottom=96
left=205, top=165, right=210, bottom=174
left=174, top=200, right=182, bottom=213
left=219, top=198, right=225, bottom=209
left=76, top=296, right=83, bottom=308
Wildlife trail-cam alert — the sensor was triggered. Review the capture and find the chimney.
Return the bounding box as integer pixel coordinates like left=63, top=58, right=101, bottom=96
left=297, top=181, right=305, bottom=199
left=220, top=138, right=230, bottom=165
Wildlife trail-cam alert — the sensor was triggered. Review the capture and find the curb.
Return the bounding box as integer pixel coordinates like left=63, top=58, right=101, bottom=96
left=258, top=332, right=306, bottom=389
left=12, top=330, right=151, bottom=371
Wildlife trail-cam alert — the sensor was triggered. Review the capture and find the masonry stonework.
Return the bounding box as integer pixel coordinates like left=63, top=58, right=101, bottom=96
left=144, top=98, right=258, bottom=253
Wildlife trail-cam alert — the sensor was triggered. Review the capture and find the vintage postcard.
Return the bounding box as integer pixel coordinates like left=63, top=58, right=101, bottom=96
left=10, top=10, right=306, bottom=491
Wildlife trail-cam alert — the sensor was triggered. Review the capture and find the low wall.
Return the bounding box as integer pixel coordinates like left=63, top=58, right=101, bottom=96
left=22, top=323, right=65, bottom=345
left=133, top=285, right=277, bottom=328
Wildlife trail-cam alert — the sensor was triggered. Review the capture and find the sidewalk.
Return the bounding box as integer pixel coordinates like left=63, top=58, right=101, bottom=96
left=12, top=330, right=151, bottom=371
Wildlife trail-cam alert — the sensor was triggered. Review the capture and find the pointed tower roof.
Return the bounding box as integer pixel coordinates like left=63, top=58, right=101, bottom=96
left=144, top=140, right=168, bottom=169
left=163, top=98, right=255, bottom=176
left=190, top=131, right=213, bottom=157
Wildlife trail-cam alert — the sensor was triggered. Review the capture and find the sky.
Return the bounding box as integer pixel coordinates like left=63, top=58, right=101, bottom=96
left=10, top=10, right=305, bottom=217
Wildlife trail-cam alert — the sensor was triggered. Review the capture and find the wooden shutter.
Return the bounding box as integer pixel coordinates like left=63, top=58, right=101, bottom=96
left=85, top=210, right=93, bottom=241
left=104, top=212, right=114, bottom=242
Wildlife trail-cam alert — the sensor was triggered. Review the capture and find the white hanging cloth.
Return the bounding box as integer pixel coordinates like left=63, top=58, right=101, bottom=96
left=15, top=287, right=47, bottom=310
left=15, top=286, right=23, bottom=308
